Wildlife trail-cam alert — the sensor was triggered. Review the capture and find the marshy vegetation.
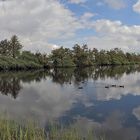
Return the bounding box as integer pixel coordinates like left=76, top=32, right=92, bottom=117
left=0, top=118, right=105, bottom=140
left=0, top=119, right=45, bottom=140
left=0, top=35, right=140, bottom=70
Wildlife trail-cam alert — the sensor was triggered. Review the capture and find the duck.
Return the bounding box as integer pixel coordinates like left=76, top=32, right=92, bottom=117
left=111, top=85, right=117, bottom=87
left=105, top=86, right=109, bottom=88
left=119, top=85, right=124, bottom=88
left=78, top=87, right=83, bottom=89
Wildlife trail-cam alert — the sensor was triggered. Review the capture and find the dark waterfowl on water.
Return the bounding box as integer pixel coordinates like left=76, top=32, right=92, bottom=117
left=111, top=85, right=117, bottom=87
left=119, top=85, right=124, bottom=88
left=109, top=84, right=124, bottom=88
left=78, top=87, right=83, bottom=89
left=105, top=86, right=109, bottom=88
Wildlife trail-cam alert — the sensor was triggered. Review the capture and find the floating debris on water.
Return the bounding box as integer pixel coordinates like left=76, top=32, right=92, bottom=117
left=78, top=87, right=83, bottom=89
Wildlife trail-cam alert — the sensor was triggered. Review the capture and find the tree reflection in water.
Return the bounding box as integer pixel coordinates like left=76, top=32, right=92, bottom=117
left=0, top=77, right=21, bottom=98
left=0, top=70, right=49, bottom=98
left=50, top=65, right=140, bottom=85
left=0, top=65, right=140, bottom=98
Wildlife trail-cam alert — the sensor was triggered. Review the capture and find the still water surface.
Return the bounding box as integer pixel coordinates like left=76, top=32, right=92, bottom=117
left=0, top=66, right=140, bottom=139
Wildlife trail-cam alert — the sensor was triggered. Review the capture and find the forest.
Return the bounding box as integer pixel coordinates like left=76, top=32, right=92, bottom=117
left=0, top=35, right=140, bottom=70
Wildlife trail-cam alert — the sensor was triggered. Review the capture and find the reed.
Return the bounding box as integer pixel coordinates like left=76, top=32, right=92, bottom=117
left=0, top=119, right=105, bottom=140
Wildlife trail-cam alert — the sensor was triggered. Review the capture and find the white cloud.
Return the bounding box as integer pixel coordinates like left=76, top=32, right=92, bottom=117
left=0, top=0, right=139, bottom=53
left=0, top=0, right=83, bottom=52
left=81, top=12, right=96, bottom=20
left=86, top=19, right=140, bottom=52
left=133, top=0, right=140, bottom=14
left=104, top=0, right=126, bottom=9
left=68, top=0, right=87, bottom=4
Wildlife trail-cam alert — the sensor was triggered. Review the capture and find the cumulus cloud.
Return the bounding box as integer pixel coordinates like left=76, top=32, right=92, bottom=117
left=81, top=12, right=96, bottom=20
left=133, top=0, right=140, bottom=14
left=68, top=0, right=87, bottom=4
left=0, top=0, right=83, bottom=52
left=104, top=0, right=126, bottom=9
left=0, top=0, right=139, bottom=53
left=86, top=19, right=140, bottom=52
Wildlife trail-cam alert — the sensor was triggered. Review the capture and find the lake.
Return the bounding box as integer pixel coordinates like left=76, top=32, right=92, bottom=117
left=0, top=66, right=140, bottom=140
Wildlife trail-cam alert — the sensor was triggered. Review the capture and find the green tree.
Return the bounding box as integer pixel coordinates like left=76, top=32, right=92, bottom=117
left=51, top=47, right=66, bottom=67
left=10, top=35, right=22, bottom=58
left=0, top=39, right=10, bottom=56
left=73, top=44, right=91, bottom=67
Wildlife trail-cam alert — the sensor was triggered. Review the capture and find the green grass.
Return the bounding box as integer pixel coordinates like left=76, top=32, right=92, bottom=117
left=0, top=119, right=45, bottom=140
left=0, top=119, right=106, bottom=140
left=0, top=56, right=43, bottom=70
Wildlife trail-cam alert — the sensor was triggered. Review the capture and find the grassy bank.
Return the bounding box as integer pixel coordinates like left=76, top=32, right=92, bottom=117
left=0, top=119, right=105, bottom=140
left=0, top=56, right=43, bottom=70
left=0, top=55, right=139, bottom=71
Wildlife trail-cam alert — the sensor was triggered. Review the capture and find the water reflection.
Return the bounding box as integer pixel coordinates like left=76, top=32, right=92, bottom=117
left=50, top=65, right=140, bottom=85
left=0, top=71, right=49, bottom=98
left=1, top=66, right=138, bottom=99
left=0, top=66, right=140, bottom=139
left=0, top=77, right=21, bottom=98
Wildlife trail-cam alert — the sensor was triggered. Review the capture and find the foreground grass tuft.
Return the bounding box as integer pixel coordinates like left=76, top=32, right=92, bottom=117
left=0, top=119, right=45, bottom=140
left=0, top=119, right=105, bottom=140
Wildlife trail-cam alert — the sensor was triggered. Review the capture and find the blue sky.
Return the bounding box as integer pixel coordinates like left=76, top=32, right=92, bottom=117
left=58, top=0, right=140, bottom=52
left=66, top=0, right=140, bottom=25
left=0, top=0, right=140, bottom=52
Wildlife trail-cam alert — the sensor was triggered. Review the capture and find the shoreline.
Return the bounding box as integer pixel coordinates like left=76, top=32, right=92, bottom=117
left=0, top=63, right=139, bottom=72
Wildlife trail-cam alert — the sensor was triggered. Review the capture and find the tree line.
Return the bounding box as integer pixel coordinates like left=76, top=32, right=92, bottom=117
left=50, top=44, right=140, bottom=67
left=0, top=35, right=140, bottom=70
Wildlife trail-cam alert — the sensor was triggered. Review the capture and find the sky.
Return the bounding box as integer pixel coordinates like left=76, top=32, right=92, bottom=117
left=0, top=0, right=140, bottom=53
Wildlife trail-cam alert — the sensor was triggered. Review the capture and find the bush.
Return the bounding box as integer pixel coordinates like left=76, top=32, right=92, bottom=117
left=0, top=56, right=43, bottom=70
